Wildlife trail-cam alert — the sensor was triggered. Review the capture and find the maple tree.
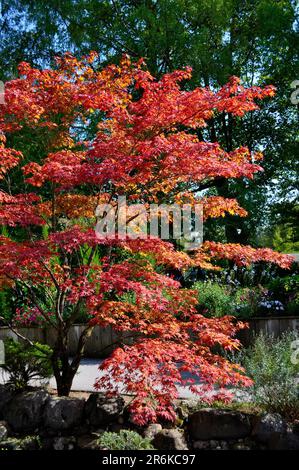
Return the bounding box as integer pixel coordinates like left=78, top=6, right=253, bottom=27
left=0, top=52, right=293, bottom=424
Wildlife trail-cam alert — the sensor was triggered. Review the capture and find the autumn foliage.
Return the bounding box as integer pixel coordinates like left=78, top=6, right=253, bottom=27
left=0, top=52, right=293, bottom=424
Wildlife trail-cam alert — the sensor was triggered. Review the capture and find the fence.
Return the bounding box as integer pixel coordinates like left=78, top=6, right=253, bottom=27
left=0, top=316, right=298, bottom=356
left=238, top=316, right=299, bottom=346
left=0, top=325, right=121, bottom=358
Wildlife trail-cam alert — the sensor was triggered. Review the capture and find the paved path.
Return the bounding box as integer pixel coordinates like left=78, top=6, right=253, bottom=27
left=48, top=358, right=202, bottom=399
left=1, top=358, right=251, bottom=400
left=0, top=358, right=203, bottom=399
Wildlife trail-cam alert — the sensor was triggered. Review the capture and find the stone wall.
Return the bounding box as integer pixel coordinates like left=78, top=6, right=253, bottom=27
left=0, top=385, right=299, bottom=450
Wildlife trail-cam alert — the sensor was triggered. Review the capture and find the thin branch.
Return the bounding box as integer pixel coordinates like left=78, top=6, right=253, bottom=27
left=39, top=259, right=60, bottom=291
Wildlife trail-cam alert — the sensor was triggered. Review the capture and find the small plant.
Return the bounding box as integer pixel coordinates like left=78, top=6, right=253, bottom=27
left=0, top=339, right=53, bottom=390
left=233, top=287, right=261, bottom=318
left=285, top=295, right=299, bottom=316
left=267, top=275, right=299, bottom=303
left=194, top=281, right=232, bottom=317
left=0, top=435, right=41, bottom=450
left=97, top=430, right=155, bottom=450
left=266, top=274, right=299, bottom=316
left=233, top=286, right=284, bottom=318
left=238, top=332, right=299, bottom=420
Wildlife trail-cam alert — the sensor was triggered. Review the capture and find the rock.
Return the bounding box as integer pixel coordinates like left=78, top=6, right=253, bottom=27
left=40, top=437, right=54, bottom=450
left=231, top=438, right=254, bottom=450
left=94, top=428, right=106, bottom=434
left=292, top=420, right=299, bottom=435
left=232, top=442, right=251, bottom=450
left=52, top=436, right=76, bottom=450
left=144, top=423, right=163, bottom=440
left=5, top=389, right=49, bottom=432
left=71, top=423, right=90, bottom=436
left=108, top=423, right=128, bottom=433
left=236, top=437, right=256, bottom=450
left=44, top=396, right=85, bottom=431
left=176, top=406, right=189, bottom=421
left=252, top=413, right=287, bottom=444
left=188, top=408, right=251, bottom=440
left=153, top=429, right=188, bottom=450
left=0, top=385, right=14, bottom=417
left=85, top=393, right=125, bottom=427
left=21, top=435, right=41, bottom=450
left=220, top=440, right=230, bottom=450
left=193, top=440, right=210, bottom=450
left=209, top=439, right=221, bottom=449
left=0, top=421, right=8, bottom=441
left=268, top=431, right=299, bottom=450
left=77, top=435, right=101, bottom=450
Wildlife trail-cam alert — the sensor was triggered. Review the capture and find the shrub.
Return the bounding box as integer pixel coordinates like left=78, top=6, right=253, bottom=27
left=286, top=296, right=299, bottom=316
left=97, top=430, right=155, bottom=450
left=195, top=280, right=289, bottom=319
left=233, top=287, right=264, bottom=318
left=0, top=289, right=13, bottom=325
left=267, top=274, right=299, bottom=302
left=0, top=339, right=53, bottom=390
left=194, top=281, right=232, bottom=317
left=206, top=262, right=282, bottom=288
left=195, top=281, right=269, bottom=319
left=234, top=286, right=287, bottom=318
left=188, top=399, right=262, bottom=416
left=238, top=332, right=299, bottom=420
left=266, top=275, right=299, bottom=316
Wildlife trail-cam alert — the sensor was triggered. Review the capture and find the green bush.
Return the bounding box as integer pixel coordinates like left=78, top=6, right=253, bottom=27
left=0, top=339, right=53, bottom=390
left=195, top=280, right=290, bottom=319
left=286, top=296, right=299, bottom=316
left=239, top=332, right=299, bottom=420
left=233, top=287, right=263, bottom=318
left=194, top=281, right=232, bottom=317
left=0, top=289, right=13, bottom=324
left=268, top=275, right=299, bottom=316
left=98, top=430, right=155, bottom=450
left=267, top=275, right=299, bottom=303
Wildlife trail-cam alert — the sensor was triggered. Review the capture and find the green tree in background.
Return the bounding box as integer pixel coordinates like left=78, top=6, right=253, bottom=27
left=0, top=0, right=298, bottom=247
left=259, top=201, right=299, bottom=252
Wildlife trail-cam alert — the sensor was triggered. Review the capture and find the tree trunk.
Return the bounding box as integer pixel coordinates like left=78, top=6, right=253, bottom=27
left=51, top=325, right=94, bottom=396
left=56, top=373, right=74, bottom=397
